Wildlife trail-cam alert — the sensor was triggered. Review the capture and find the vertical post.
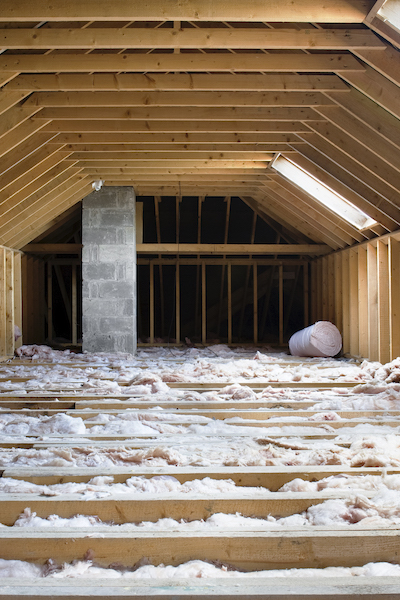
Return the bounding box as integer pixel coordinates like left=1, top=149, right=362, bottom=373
left=322, top=256, right=329, bottom=321
left=47, top=262, right=53, bottom=343
left=227, top=262, right=232, bottom=344
left=377, top=240, right=390, bottom=364
left=0, top=248, right=5, bottom=356
left=389, top=237, right=400, bottom=361
left=334, top=253, right=342, bottom=332
left=136, top=202, right=143, bottom=244
left=303, top=263, right=309, bottom=327
left=310, top=261, right=317, bottom=323
left=279, top=264, right=283, bottom=346
left=175, top=262, right=180, bottom=344
left=13, top=252, right=22, bottom=349
left=149, top=262, right=154, bottom=344
left=328, top=255, right=335, bottom=323
left=342, top=251, right=350, bottom=354
left=71, top=264, right=77, bottom=345
left=5, top=250, right=14, bottom=356
left=202, top=261, right=206, bottom=345
left=349, top=249, right=359, bottom=357
left=253, top=263, right=258, bottom=345
left=367, top=243, right=379, bottom=361
left=358, top=246, right=368, bottom=358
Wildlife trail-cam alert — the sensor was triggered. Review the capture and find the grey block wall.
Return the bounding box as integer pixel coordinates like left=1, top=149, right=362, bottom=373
left=82, top=186, right=137, bottom=354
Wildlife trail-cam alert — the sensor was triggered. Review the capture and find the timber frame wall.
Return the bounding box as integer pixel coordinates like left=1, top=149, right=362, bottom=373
left=312, top=231, right=400, bottom=362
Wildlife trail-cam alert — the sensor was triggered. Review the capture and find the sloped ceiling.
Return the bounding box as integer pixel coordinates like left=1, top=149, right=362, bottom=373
left=0, top=0, right=399, bottom=251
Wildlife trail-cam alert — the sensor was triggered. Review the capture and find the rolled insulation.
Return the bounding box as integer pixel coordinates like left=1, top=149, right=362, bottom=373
left=288, top=321, right=342, bottom=358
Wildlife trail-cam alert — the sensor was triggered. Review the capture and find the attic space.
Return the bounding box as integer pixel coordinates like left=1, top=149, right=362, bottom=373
left=0, top=0, right=399, bottom=361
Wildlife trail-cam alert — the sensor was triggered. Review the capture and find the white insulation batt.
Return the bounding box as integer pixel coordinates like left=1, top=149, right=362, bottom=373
left=289, top=322, right=342, bottom=358
left=2, top=344, right=400, bottom=582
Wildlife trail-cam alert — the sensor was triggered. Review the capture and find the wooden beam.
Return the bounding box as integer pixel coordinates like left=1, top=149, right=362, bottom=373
left=0, top=105, right=43, bottom=139
left=50, top=132, right=308, bottom=145
left=0, top=118, right=52, bottom=158
left=0, top=28, right=384, bottom=50
left=0, top=164, right=82, bottom=227
left=26, top=91, right=336, bottom=108
left=136, top=244, right=329, bottom=255
left=354, top=46, right=400, bottom=86
left=44, top=121, right=311, bottom=134
left=341, top=64, right=400, bottom=120
left=35, top=106, right=324, bottom=122
left=0, top=89, right=31, bottom=116
left=5, top=179, right=91, bottom=249
left=327, top=88, right=400, bottom=150
left=314, top=105, right=400, bottom=171
left=0, top=53, right=365, bottom=73
left=305, top=120, right=400, bottom=192
left=7, top=73, right=350, bottom=92
left=293, top=139, right=400, bottom=230
left=0, top=1, right=374, bottom=23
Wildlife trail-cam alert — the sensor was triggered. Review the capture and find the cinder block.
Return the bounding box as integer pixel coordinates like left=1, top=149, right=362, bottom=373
left=82, top=263, right=116, bottom=281
left=100, top=210, right=134, bottom=228
left=98, top=245, right=135, bottom=263
left=99, top=316, right=134, bottom=334
left=83, top=228, right=118, bottom=245
left=98, top=280, right=134, bottom=299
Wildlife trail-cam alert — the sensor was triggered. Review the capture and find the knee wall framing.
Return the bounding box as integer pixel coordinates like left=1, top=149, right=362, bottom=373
left=311, top=232, right=400, bottom=362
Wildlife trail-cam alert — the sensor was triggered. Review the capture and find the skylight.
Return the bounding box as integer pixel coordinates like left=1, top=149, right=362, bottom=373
left=270, top=154, right=378, bottom=231
left=378, top=0, right=400, bottom=33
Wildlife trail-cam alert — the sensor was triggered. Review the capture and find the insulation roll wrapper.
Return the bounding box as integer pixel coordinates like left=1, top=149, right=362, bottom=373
left=288, top=321, right=342, bottom=357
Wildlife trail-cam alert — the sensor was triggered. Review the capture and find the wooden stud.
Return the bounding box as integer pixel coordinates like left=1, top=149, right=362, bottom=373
left=388, top=237, right=400, bottom=361
left=47, top=262, right=53, bottom=342
left=5, top=249, right=14, bottom=356
left=349, top=249, right=359, bottom=357
left=279, top=264, right=284, bottom=346
left=136, top=202, right=143, bottom=245
left=13, top=251, right=22, bottom=349
left=253, top=263, right=258, bottom=344
left=367, top=243, right=379, bottom=362
left=0, top=248, right=6, bottom=356
left=227, top=263, right=232, bottom=344
left=175, top=263, right=180, bottom=345
left=303, top=263, right=309, bottom=327
left=202, top=261, right=206, bottom=345
left=334, top=253, right=343, bottom=333
left=71, top=264, right=77, bottom=345
left=342, top=252, right=350, bottom=355
left=149, top=262, right=154, bottom=344
left=357, top=246, right=368, bottom=358
left=377, top=240, right=390, bottom=364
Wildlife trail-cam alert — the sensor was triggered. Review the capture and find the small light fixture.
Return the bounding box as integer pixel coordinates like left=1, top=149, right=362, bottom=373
left=92, top=179, right=104, bottom=191
left=270, top=154, right=377, bottom=230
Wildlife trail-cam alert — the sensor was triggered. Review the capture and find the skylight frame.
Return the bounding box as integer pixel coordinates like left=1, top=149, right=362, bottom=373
left=270, top=154, right=378, bottom=231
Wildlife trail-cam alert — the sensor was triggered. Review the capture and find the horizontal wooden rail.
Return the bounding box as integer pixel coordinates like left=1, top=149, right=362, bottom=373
left=1, top=529, right=400, bottom=570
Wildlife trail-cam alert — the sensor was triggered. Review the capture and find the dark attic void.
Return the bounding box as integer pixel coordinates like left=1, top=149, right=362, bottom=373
left=23, top=196, right=308, bottom=348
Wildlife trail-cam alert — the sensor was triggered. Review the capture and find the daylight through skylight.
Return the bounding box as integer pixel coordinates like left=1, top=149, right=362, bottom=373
left=378, top=0, right=400, bottom=32
left=270, top=155, right=378, bottom=231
